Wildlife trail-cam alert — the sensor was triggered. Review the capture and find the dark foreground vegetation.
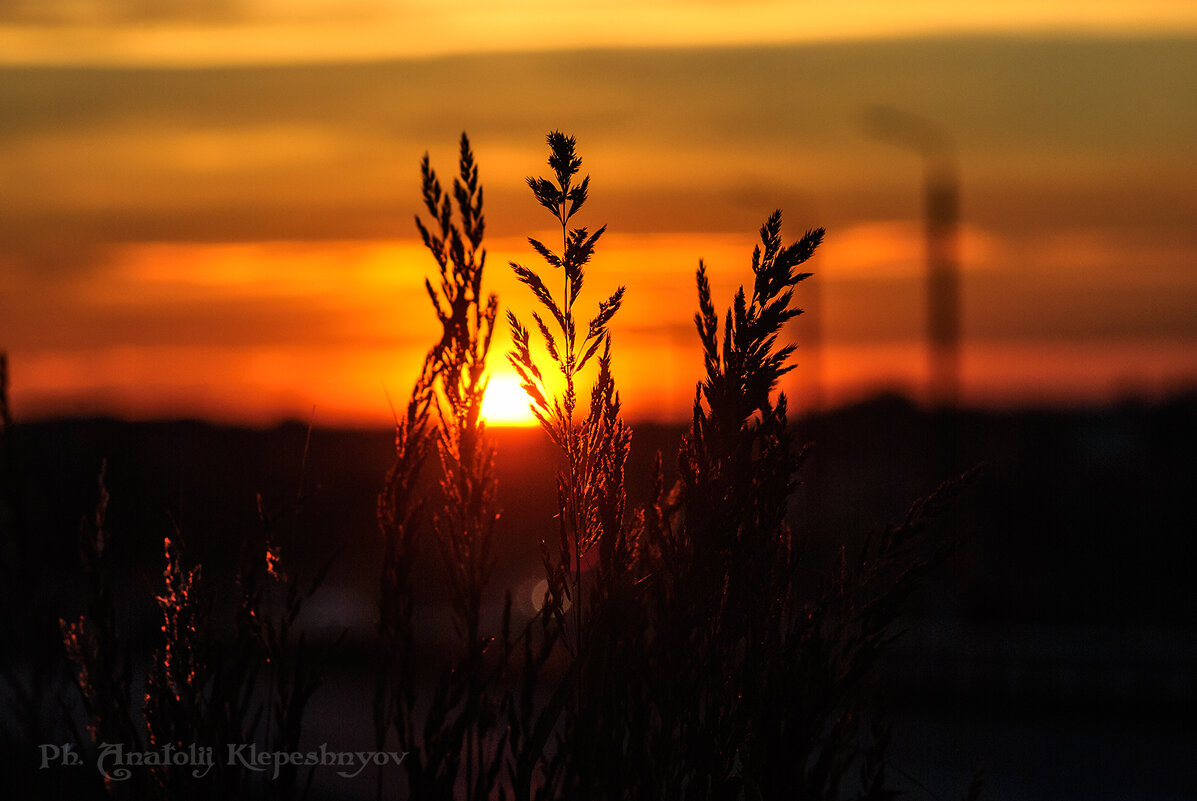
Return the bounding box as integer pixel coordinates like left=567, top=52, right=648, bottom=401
left=3, top=399, right=1197, bottom=799
left=2, top=134, right=1195, bottom=801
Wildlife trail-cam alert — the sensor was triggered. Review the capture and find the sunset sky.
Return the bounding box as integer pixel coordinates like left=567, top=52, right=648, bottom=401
left=2, top=2, right=1196, bottom=425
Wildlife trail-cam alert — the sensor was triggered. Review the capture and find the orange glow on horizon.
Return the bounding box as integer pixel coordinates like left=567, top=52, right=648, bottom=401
left=4, top=31, right=1195, bottom=426
left=7, top=228, right=1197, bottom=427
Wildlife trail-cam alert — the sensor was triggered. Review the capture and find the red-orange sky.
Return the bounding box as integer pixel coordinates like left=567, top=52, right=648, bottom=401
left=2, top=4, right=1196, bottom=425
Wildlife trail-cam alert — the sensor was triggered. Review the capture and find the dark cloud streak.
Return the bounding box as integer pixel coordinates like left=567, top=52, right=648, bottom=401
left=0, top=0, right=245, bottom=25
left=0, top=36, right=1193, bottom=269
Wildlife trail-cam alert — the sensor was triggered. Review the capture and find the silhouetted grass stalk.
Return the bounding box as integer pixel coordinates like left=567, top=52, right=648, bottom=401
left=507, top=132, right=629, bottom=655
left=375, top=133, right=510, bottom=801
left=59, top=448, right=338, bottom=800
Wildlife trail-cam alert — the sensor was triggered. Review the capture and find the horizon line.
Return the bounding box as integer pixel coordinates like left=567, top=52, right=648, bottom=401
left=17, top=388, right=1197, bottom=433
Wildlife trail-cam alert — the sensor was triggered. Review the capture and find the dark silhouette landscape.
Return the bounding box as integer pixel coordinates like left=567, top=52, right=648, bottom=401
left=3, top=42, right=1196, bottom=791
left=3, top=394, right=1195, bottom=799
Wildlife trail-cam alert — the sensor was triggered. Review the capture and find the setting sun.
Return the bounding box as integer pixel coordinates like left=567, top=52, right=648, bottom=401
left=480, top=372, right=537, bottom=427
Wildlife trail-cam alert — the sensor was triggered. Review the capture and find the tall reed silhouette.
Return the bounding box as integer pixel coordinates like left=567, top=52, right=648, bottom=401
left=506, top=131, right=630, bottom=650
left=374, top=130, right=972, bottom=799
left=374, top=133, right=508, bottom=800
